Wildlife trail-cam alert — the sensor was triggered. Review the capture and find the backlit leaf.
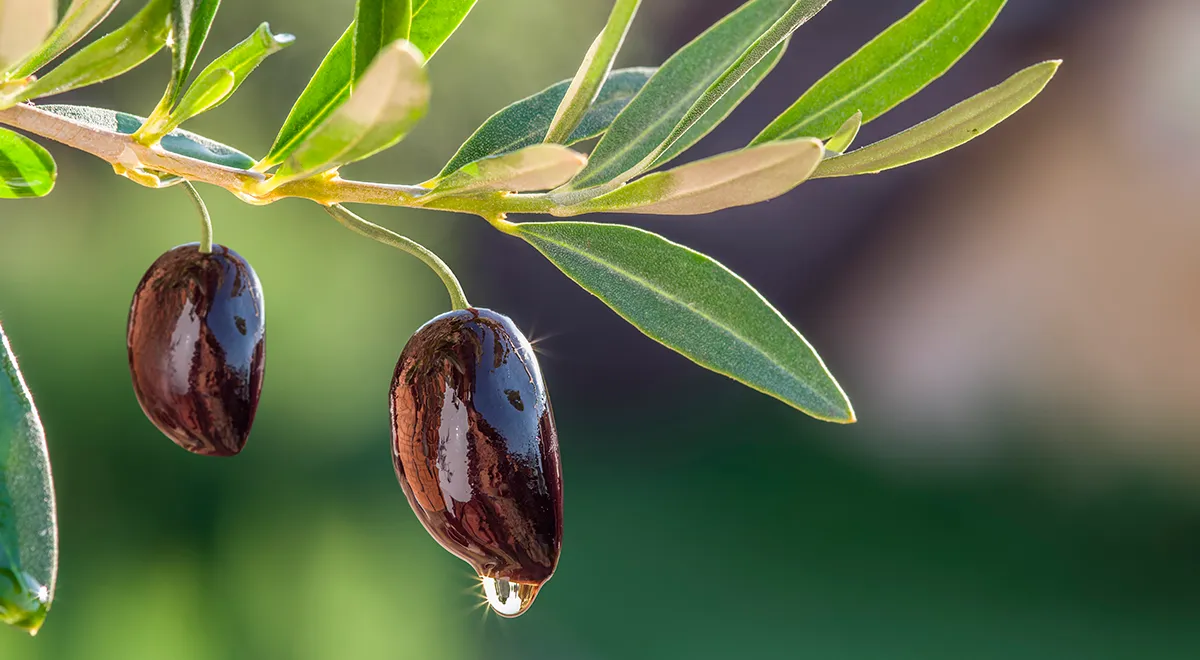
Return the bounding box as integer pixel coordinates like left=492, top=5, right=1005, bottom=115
left=259, top=23, right=354, bottom=169
left=138, top=22, right=294, bottom=141
left=425, top=144, right=586, bottom=198
left=544, top=0, right=640, bottom=144
left=0, top=321, right=59, bottom=635
left=0, top=0, right=55, bottom=73
left=752, top=0, right=1007, bottom=144
left=0, top=128, right=55, bottom=199
left=271, top=40, right=428, bottom=185
left=354, top=0, right=411, bottom=81
left=11, top=0, right=170, bottom=103
left=647, top=37, right=788, bottom=171
left=164, top=0, right=221, bottom=107
left=814, top=60, right=1058, bottom=178
left=506, top=220, right=855, bottom=422
left=408, top=0, right=476, bottom=60
left=4, top=0, right=121, bottom=80
left=566, top=0, right=830, bottom=192
left=439, top=67, right=653, bottom=178
left=556, top=137, right=822, bottom=216
left=824, top=110, right=861, bottom=154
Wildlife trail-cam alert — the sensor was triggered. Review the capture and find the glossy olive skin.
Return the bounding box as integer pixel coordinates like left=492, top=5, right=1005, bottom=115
left=391, top=309, right=562, bottom=590
left=127, top=243, right=265, bottom=457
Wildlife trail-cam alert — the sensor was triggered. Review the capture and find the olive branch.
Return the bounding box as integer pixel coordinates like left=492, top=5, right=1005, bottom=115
left=0, top=0, right=1058, bottom=633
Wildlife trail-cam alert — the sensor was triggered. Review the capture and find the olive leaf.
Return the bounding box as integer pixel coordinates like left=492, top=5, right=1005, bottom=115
left=3, top=0, right=121, bottom=80
left=136, top=22, right=294, bottom=142
left=814, top=60, right=1058, bottom=178
left=0, top=321, right=59, bottom=635
left=11, top=0, right=171, bottom=103
left=555, top=137, right=823, bottom=216
left=354, top=0, right=411, bottom=82
left=439, top=67, right=653, bottom=179
left=39, top=104, right=257, bottom=170
left=271, top=40, right=429, bottom=185
left=0, top=0, right=56, bottom=74
left=505, top=221, right=855, bottom=422
left=752, top=0, right=1007, bottom=145
left=424, top=144, right=587, bottom=199
left=164, top=0, right=221, bottom=108
left=149, top=69, right=234, bottom=137
left=564, top=0, right=831, bottom=193
left=263, top=1, right=421, bottom=172
left=0, top=128, right=56, bottom=199
left=258, top=24, right=354, bottom=170
left=408, top=0, right=477, bottom=60
left=543, top=0, right=641, bottom=144
left=824, top=110, right=861, bottom=154
left=646, top=37, right=787, bottom=171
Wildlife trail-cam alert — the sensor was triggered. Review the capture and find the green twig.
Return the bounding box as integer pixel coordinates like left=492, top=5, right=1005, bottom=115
left=181, top=182, right=214, bottom=253
left=325, top=204, right=470, bottom=311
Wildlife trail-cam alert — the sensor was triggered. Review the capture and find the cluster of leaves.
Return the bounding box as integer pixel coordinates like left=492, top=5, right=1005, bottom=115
left=0, top=0, right=1058, bottom=633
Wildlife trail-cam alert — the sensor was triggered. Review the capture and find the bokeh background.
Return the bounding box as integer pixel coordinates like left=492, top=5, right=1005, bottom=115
left=4, top=0, right=1200, bottom=657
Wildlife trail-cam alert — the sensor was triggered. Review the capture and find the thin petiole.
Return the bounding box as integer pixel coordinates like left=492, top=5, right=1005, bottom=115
left=181, top=181, right=214, bottom=254
left=325, top=204, right=471, bottom=311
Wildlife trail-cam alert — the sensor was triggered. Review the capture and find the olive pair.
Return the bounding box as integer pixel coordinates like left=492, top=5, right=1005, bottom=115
left=127, top=245, right=561, bottom=616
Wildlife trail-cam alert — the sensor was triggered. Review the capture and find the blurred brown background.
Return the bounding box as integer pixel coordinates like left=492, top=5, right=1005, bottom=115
left=3, top=0, right=1200, bottom=658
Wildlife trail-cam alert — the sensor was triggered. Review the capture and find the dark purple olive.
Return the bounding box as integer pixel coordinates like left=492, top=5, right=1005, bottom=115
left=127, top=243, right=265, bottom=457
left=390, top=308, right=561, bottom=617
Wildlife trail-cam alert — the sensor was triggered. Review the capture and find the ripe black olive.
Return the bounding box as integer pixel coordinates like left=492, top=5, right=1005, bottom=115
left=127, top=243, right=265, bottom=457
left=390, top=308, right=561, bottom=617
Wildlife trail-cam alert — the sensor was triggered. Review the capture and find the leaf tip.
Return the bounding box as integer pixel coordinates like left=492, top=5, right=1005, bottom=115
left=805, top=390, right=856, bottom=425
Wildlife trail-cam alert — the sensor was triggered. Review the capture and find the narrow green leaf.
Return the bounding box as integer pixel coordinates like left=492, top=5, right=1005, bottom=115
left=566, top=0, right=831, bottom=192
left=508, top=220, right=854, bottom=422
left=39, top=103, right=257, bottom=169
left=0, top=321, right=59, bottom=635
left=647, top=37, right=788, bottom=171
left=0, top=128, right=56, bottom=199
left=426, top=144, right=586, bottom=198
left=139, top=22, right=294, bottom=140
left=408, top=0, right=476, bottom=60
left=12, top=0, right=170, bottom=103
left=824, top=110, right=861, bottom=154
left=5, top=0, right=121, bottom=80
left=752, top=0, right=1007, bottom=145
left=814, top=60, right=1058, bottom=178
left=557, top=137, right=822, bottom=216
left=645, top=0, right=830, bottom=173
left=439, top=67, right=654, bottom=178
left=354, top=0, right=411, bottom=82
left=153, top=68, right=234, bottom=133
left=0, top=1, right=56, bottom=73
left=165, top=0, right=221, bottom=107
left=544, top=0, right=641, bottom=144
left=259, top=23, right=354, bottom=169
left=272, top=40, right=428, bottom=185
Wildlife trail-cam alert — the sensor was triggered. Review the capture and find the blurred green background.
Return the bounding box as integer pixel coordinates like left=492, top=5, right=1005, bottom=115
left=5, top=0, right=1200, bottom=658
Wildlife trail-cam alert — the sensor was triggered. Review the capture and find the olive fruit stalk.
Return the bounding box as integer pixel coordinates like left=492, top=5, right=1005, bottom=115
left=391, top=309, right=562, bottom=617
left=127, top=244, right=266, bottom=456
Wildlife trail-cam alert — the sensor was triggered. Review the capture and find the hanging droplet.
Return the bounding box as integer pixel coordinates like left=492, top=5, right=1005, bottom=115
left=0, top=567, right=50, bottom=635
left=481, top=576, right=541, bottom=618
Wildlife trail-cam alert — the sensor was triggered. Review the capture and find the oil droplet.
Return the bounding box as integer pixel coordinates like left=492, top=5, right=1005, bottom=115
left=481, top=576, right=541, bottom=618
left=0, top=567, right=50, bottom=635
